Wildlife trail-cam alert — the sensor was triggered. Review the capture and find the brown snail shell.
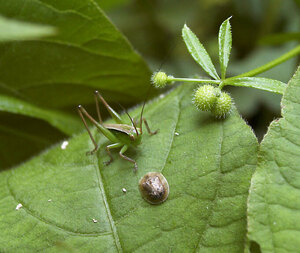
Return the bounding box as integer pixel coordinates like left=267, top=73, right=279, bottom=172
left=138, top=172, right=169, bottom=204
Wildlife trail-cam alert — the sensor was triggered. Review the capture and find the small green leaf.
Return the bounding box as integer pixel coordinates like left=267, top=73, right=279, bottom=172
left=0, top=95, right=81, bottom=135
left=0, top=15, right=55, bottom=41
left=0, top=85, right=258, bottom=251
left=182, top=24, right=220, bottom=80
left=218, top=17, right=232, bottom=79
left=226, top=77, right=287, bottom=94
left=247, top=66, right=300, bottom=252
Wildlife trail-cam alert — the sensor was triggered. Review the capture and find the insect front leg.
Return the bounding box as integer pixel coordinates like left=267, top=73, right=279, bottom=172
left=142, top=118, right=158, bottom=135
left=119, top=145, right=138, bottom=172
left=104, top=143, right=122, bottom=166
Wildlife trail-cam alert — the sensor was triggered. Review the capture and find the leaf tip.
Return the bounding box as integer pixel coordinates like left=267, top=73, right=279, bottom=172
left=182, top=23, right=190, bottom=33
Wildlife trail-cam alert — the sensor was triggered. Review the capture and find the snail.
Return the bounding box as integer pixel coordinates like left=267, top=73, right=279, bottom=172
left=138, top=172, right=169, bottom=204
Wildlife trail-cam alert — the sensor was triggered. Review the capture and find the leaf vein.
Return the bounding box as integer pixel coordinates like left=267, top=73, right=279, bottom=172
left=160, top=93, right=181, bottom=174
left=194, top=121, right=225, bottom=251
left=93, top=157, right=122, bottom=252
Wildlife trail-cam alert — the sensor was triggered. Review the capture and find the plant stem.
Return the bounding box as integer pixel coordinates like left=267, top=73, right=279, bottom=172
left=168, top=77, right=220, bottom=84
left=226, top=44, right=300, bottom=80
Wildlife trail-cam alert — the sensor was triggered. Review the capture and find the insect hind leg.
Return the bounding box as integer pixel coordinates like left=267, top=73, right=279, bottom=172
left=77, top=105, right=99, bottom=155
left=94, top=91, right=124, bottom=124
left=94, top=91, right=103, bottom=124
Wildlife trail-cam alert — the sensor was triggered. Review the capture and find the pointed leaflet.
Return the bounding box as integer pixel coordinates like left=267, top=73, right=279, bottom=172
left=218, top=17, right=232, bottom=79
left=0, top=85, right=258, bottom=251
left=0, top=15, right=55, bottom=41
left=247, top=67, right=300, bottom=252
left=226, top=77, right=287, bottom=94
left=182, top=24, right=220, bottom=80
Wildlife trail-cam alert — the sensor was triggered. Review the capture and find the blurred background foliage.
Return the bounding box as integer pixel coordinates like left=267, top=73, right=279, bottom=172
left=0, top=0, right=299, bottom=170
left=107, top=0, right=300, bottom=139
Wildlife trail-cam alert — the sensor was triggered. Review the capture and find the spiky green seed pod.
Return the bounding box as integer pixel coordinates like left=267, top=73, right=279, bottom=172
left=193, top=85, right=218, bottom=111
left=151, top=71, right=168, bottom=88
left=211, top=92, right=232, bottom=118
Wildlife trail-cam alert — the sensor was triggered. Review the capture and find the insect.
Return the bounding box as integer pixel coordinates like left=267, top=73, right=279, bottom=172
left=77, top=91, right=157, bottom=172
left=139, top=172, right=169, bottom=204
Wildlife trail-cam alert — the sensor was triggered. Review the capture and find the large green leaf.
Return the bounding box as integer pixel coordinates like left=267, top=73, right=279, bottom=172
left=0, top=0, right=151, bottom=169
left=247, top=66, right=300, bottom=252
left=0, top=15, right=55, bottom=41
left=0, top=0, right=151, bottom=109
left=0, top=85, right=258, bottom=252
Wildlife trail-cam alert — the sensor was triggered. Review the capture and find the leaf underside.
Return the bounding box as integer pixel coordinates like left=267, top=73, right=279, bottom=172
left=247, top=66, right=300, bottom=252
left=0, top=85, right=258, bottom=252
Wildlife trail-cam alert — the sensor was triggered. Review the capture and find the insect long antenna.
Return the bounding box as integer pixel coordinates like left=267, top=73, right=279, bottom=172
left=139, top=100, right=146, bottom=134
left=118, top=103, right=139, bottom=136
left=126, top=110, right=139, bottom=136
left=139, top=84, right=152, bottom=134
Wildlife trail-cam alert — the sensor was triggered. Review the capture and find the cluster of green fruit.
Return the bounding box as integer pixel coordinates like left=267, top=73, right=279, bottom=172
left=152, top=71, right=232, bottom=118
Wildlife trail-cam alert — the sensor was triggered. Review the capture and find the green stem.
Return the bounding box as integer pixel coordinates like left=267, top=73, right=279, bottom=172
left=226, top=44, right=300, bottom=80
left=168, top=77, right=220, bottom=84
left=218, top=81, right=226, bottom=89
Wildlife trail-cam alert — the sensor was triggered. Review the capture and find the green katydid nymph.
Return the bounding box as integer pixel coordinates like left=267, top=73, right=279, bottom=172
left=77, top=91, right=157, bottom=172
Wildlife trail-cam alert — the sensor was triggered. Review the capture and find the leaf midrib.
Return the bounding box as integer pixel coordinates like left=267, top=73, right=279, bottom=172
left=94, top=150, right=122, bottom=252
left=160, top=95, right=181, bottom=174
left=186, top=32, right=209, bottom=71
left=194, top=121, right=224, bottom=251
